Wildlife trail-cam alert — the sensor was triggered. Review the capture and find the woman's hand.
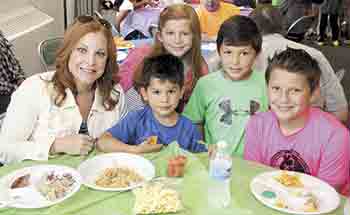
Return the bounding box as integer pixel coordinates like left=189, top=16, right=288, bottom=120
left=51, top=134, right=95, bottom=155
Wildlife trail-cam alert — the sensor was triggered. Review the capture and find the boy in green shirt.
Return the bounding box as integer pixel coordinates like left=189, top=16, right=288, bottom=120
left=183, top=16, right=268, bottom=156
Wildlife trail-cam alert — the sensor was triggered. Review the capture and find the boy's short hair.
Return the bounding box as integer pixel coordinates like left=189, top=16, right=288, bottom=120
left=265, top=47, right=321, bottom=93
left=216, top=15, right=262, bottom=54
left=139, top=54, right=185, bottom=89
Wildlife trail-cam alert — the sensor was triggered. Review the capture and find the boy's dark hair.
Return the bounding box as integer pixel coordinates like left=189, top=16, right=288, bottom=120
left=216, top=15, right=262, bottom=54
left=265, top=47, right=321, bottom=93
left=139, top=54, right=185, bottom=89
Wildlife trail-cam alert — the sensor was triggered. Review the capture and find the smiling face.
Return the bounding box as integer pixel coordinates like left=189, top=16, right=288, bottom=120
left=219, top=43, right=257, bottom=81
left=140, top=78, right=184, bottom=124
left=157, top=19, right=193, bottom=58
left=268, top=68, right=313, bottom=126
left=68, top=31, right=108, bottom=90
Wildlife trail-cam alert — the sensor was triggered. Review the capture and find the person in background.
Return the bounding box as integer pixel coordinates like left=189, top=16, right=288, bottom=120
left=231, top=0, right=256, bottom=8
left=118, top=4, right=208, bottom=112
left=196, top=0, right=240, bottom=41
left=0, top=31, right=25, bottom=114
left=244, top=47, right=349, bottom=194
left=0, top=15, right=126, bottom=164
left=116, top=0, right=160, bottom=40
left=251, top=6, right=348, bottom=123
left=279, top=0, right=313, bottom=31
left=97, top=54, right=207, bottom=153
left=317, top=0, right=343, bottom=46
left=183, top=16, right=268, bottom=156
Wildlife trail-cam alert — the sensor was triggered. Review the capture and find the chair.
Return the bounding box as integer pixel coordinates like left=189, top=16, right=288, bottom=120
left=94, top=10, right=120, bottom=37
left=286, top=15, right=316, bottom=42
left=37, top=37, right=63, bottom=72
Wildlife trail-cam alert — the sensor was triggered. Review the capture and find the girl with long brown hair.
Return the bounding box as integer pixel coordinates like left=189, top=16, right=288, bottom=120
left=118, top=4, right=208, bottom=112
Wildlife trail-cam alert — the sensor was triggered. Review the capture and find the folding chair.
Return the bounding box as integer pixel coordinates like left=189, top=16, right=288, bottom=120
left=37, top=37, right=63, bottom=72
left=286, top=15, right=316, bottom=42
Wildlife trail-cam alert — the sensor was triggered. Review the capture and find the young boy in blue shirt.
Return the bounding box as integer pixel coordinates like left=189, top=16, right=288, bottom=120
left=183, top=16, right=269, bottom=156
left=97, top=54, right=207, bottom=153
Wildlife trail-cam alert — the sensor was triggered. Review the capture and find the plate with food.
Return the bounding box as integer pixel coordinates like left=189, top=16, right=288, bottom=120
left=250, top=170, right=340, bottom=214
left=114, top=37, right=135, bottom=50
left=77, top=153, right=155, bottom=192
left=133, top=177, right=183, bottom=214
left=0, top=165, right=81, bottom=208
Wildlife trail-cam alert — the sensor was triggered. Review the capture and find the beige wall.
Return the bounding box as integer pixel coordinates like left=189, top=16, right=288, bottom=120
left=0, top=0, right=65, bottom=76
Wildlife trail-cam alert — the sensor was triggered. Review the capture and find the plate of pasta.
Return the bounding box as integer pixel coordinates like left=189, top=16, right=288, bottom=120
left=77, top=153, right=155, bottom=192
left=0, top=165, right=81, bottom=208
left=250, top=170, right=340, bottom=214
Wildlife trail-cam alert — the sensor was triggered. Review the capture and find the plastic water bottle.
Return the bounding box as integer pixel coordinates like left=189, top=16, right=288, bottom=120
left=208, top=140, right=232, bottom=208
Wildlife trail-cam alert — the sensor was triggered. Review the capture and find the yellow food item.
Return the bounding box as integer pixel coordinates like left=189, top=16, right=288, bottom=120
left=275, top=198, right=286, bottom=208
left=148, top=136, right=158, bottom=145
left=133, top=182, right=182, bottom=214
left=275, top=171, right=304, bottom=188
left=95, top=167, right=144, bottom=188
left=113, top=37, right=134, bottom=49
left=303, top=196, right=318, bottom=212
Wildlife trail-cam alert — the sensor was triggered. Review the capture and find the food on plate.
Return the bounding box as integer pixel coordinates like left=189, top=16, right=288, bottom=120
left=274, top=190, right=319, bottom=212
left=95, top=167, right=144, bottom=188
left=167, top=155, right=187, bottom=177
left=11, top=174, right=31, bottom=189
left=37, top=172, right=76, bottom=201
left=133, top=181, right=182, bottom=214
left=274, top=171, right=303, bottom=188
left=113, top=37, right=134, bottom=49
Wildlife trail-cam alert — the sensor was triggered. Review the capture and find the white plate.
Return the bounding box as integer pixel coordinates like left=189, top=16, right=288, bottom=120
left=117, top=50, right=128, bottom=62
left=250, top=170, right=340, bottom=214
left=0, top=165, right=81, bottom=208
left=77, top=153, right=155, bottom=192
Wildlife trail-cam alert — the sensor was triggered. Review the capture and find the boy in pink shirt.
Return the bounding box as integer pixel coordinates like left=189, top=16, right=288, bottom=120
left=244, top=47, right=350, bottom=194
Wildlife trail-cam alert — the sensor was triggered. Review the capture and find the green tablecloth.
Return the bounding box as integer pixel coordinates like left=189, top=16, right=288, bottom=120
left=272, top=0, right=281, bottom=6
left=0, top=144, right=346, bottom=215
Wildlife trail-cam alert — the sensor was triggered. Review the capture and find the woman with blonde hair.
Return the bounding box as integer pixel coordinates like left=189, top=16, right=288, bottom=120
left=0, top=16, right=126, bottom=164
left=118, top=4, right=208, bottom=112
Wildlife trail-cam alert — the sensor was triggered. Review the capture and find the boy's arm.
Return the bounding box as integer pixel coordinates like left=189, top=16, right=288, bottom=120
left=97, top=132, right=138, bottom=153
left=97, top=132, right=162, bottom=153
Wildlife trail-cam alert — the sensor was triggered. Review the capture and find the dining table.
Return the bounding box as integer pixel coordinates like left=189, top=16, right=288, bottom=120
left=0, top=144, right=346, bottom=215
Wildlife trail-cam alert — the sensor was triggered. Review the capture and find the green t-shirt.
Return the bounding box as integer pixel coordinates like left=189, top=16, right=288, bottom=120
left=183, top=70, right=268, bottom=156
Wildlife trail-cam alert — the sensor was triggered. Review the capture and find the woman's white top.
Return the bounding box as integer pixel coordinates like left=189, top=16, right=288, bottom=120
left=0, top=72, right=126, bottom=164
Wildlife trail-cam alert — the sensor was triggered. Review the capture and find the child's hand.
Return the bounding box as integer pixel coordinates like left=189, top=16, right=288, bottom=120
left=136, top=138, right=163, bottom=153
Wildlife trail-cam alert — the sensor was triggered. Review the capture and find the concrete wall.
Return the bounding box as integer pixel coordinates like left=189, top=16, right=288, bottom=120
left=0, top=0, right=65, bottom=76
